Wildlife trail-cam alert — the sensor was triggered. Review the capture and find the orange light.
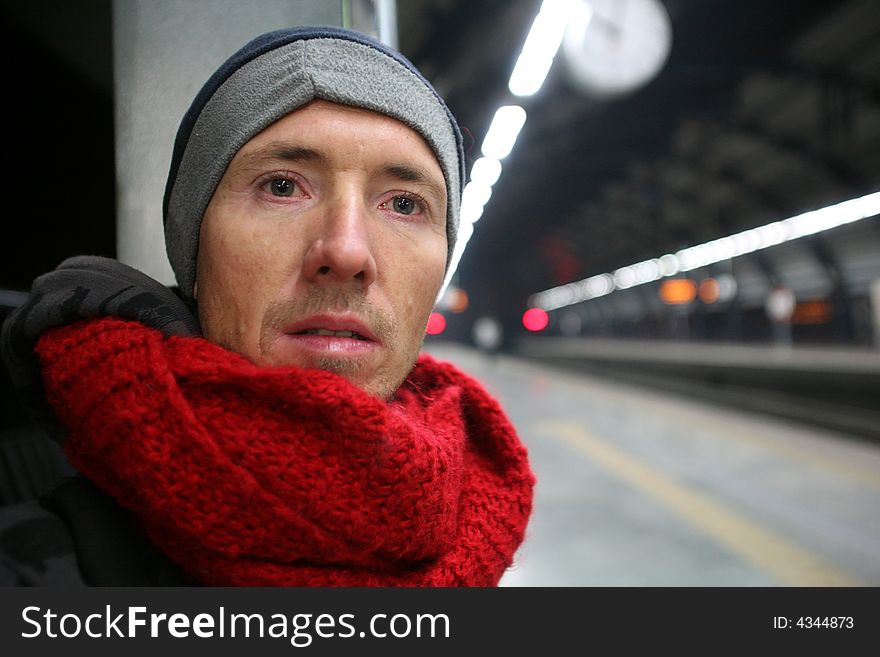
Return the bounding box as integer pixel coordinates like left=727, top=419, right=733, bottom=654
left=522, top=307, right=549, bottom=332
left=659, top=279, right=697, bottom=305
left=699, top=278, right=720, bottom=304
left=791, top=300, right=833, bottom=324
left=426, top=312, right=446, bottom=335
left=447, top=288, right=469, bottom=314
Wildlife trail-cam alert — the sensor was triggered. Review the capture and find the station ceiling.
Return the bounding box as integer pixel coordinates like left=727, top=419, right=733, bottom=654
left=397, top=0, right=880, bottom=321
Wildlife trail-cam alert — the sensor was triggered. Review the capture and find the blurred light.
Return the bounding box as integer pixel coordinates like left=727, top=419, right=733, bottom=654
left=755, top=222, right=789, bottom=248
left=563, top=0, right=594, bottom=50
left=784, top=192, right=880, bottom=237
left=446, top=287, right=469, bottom=314
left=470, top=157, right=502, bottom=187
left=698, top=278, right=720, bottom=304
left=461, top=200, right=485, bottom=225
left=528, top=272, right=614, bottom=311
left=473, top=316, right=503, bottom=350
left=522, top=307, right=550, bottom=332
left=438, top=221, right=475, bottom=302
left=461, top=181, right=493, bottom=225
left=632, top=259, right=662, bottom=285
left=481, top=106, right=527, bottom=160
left=677, top=244, right=710, bottom=271
left=463, top=181, right=493, bottom=206
left=586, top=273, right=615, bottom=297
left=613, top=266, right=636, bottom=289
left=705, top=237, right=735, bottom=262
left=659, top=279, right=697, bottom=305
left=791, top=300, right=833, bottom=324
left=716, top=274, right=738, bottom=303
left=431, top=0, right=578, bottom=303
left=658, top=254, right=680, bottom=276
left=508, top=0, right=577, bottom=97
left=529, top=190, right=880, bottom=311
left=765, top=287, right=796, bottom=323
left=426, top=312, right=447, bottom=335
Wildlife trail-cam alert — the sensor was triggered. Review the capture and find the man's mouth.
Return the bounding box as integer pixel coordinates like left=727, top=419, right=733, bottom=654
left=295, top=328, right=370, bottom=340
left=278, top=314, right=382, bottom=358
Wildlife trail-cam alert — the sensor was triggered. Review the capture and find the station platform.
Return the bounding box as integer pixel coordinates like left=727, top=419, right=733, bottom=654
left=424, top=342, right=880, bottom=586
left=513, top=336, right=880, bottom=440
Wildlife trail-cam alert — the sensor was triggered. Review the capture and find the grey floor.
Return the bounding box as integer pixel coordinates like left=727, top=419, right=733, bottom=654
left=423, top=342, right=880, bottom=587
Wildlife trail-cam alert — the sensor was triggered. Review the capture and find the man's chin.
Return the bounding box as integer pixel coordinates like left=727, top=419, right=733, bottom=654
left=311, top=359, right=398, bottom=400
left=309, top=354, right=370, bottom=378
left=264, top=351, right=389, bottom=398
left=257, top=335, right=418, bottom=400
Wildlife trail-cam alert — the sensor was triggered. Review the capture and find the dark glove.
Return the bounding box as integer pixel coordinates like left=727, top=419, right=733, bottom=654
left=0, top=256, right=200, bottom=441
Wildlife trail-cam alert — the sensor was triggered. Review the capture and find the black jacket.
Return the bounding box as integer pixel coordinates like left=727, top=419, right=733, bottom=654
left=1, top=476, right=195, bottom=586
left=0, top=256, right=202, bottom=586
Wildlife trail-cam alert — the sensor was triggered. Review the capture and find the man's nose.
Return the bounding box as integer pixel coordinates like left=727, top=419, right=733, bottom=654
left=301, top=194, right=378, bottom=289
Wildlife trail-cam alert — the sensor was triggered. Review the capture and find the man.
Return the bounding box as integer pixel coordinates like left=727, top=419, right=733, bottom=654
left=0, top=27, right=533, bottom=586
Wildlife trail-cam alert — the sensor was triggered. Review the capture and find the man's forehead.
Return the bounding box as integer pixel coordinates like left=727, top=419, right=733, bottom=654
left=244, top=100, right=435, bottom=154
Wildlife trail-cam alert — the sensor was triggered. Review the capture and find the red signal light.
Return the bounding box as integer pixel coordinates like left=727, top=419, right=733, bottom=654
left=522, top=307, right=549, bottom=332
left=426, top=312, right=446, bottom=335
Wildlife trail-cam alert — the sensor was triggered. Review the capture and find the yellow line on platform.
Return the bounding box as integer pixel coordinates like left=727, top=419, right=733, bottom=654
left=509, top=358, right=880, bottom=491
left=640, top=402, right=880, bottom=492
left=537, top=420, right=862, bottom=587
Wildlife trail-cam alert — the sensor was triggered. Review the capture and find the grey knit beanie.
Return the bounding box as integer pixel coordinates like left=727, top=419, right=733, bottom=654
left=163, top=26, right=465, bottom=301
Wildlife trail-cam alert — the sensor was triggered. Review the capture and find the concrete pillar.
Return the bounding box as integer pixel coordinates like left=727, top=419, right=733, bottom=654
left=113, top=0, right=396, bottom=286
left=346, top=0, right=398, bottom=49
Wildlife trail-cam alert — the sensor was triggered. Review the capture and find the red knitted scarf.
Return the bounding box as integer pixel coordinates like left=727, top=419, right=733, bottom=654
left=36, top=317, right=534, bottom=586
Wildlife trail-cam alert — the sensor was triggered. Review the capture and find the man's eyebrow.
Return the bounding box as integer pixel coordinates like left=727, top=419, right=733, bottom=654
left=383, top=164, right=446, bottom=201
left=238, top=143, right=328, bottom=166
left=236, top=146, right=445, bottom=200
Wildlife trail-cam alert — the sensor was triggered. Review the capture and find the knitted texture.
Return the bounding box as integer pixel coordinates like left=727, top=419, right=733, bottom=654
left=36, top=317, right=534, bottom=586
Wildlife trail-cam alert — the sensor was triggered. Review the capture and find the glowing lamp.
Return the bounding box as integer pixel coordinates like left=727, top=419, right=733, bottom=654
left=699, top=278, right=721, bottom=304
left=659, top=279, right=697, bottom=305
left=522, top=307, right=549, bottom=331
left=426, top=312, right=446, bottom=335
left=447, top=288, right=469, bottom=314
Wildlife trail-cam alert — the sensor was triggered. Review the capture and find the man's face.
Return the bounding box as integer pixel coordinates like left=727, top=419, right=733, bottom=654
left=195, top=100, right=448, bottom=399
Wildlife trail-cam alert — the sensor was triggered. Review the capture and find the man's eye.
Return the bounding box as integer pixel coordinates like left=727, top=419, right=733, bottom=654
left=268, top=178, right=296, bottom=197
left=391, top=196, right=417, bottom=215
